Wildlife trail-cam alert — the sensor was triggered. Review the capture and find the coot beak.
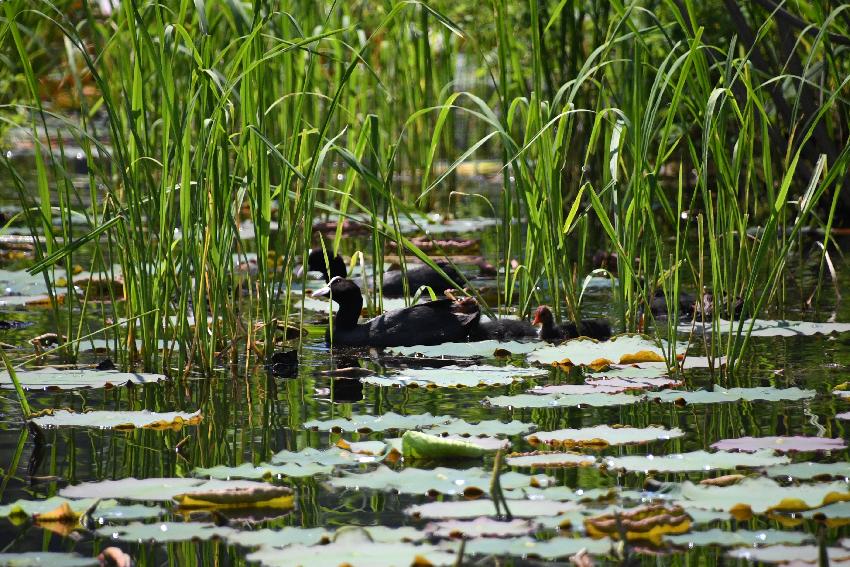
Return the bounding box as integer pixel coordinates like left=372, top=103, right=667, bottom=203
left=312, top=284, right=331, bottom=298
left=532, top=312, right=541, bottom=326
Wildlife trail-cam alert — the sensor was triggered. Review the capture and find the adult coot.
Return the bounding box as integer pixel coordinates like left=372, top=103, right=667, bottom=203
left=304, top=248, right=463, bottom=297
left=532, top=306, right=612, bottom=342
left=311, top=277, right=480, bottom=347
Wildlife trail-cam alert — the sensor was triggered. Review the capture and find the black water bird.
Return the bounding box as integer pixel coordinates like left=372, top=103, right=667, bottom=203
left=304, top=248, right=463, bottom=298
left=647, top=289, right=743, bottom=322
left=311, top=277, right=480, bottom=347
left=469, top=318, right=538, bottom=341
left=532, top=305, right=612, bottom=342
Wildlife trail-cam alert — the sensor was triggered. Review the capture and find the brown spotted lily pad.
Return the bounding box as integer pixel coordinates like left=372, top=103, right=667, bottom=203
left=584, top=504, right=691, bottom=545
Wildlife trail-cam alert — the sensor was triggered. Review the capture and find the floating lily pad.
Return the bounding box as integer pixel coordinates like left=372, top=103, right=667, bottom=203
left=837, top=411, right=850, bottom=420
left=585, top=374, right=682, bottom=391
left=679, top=477, right=850, bottom=514
left=688, top=318, right=850, bottom=337
left=31, top=409, right=201, bottom=430
left=506, top=452, right=597, bottom=468
left=504, top=486, right=616, bottom=502
left=61, top=478, right=271, bottom=502
left=527, top=425, right=683, bottom=448
left=665, top=528, right=813, bottom=547
left=224, top=526, right=329, bottom=549
left=649, top=386, right=815, bottom=404
left=270, top=447, right=378, bottom=466
left=194, top=461, right=334, bottom=480
left=407, top=499, right=583, bottom=519
left=727, top=544, right=850, bottom=564
left=584, top=504, right=690, bottom=544
left=98, top=521, right=236, bottom=543
left=0, top=496, right=98, bottom=519
left=458, top=536, right=612, bottom=560
left=387, top=340, right=540, bottom=358
left=763, top=462, right=850, bottom=480
left=422, top=419, right=535, bottom=437
left=485, top=392, right=642, bottom=409
left=531, top=383, right=635, bottom=395
left=328, top=465, right=548, bottom=496
left=174, top=485, right=293, bottom=510
left=0, top=368, right=166, bottom=390
left=603, top=450, right=789, bottom=473
left=303, top=412, right=452, bottom=432
left=527, top=335, right=680, bottom=366
left=245, top=528, right=456, bottom=567
left=363, top=365, right=545, bottom=388
left=0, top=552, right=97, bottom=567
left=336, top=439, right=388, bottom=456
left=424, top=517, right=537, bottom=539
left=401, top=431, right=501, bottom=459
left=711, top=436, right=846, bottom=453
left=92, top=503, right=165, bottom=522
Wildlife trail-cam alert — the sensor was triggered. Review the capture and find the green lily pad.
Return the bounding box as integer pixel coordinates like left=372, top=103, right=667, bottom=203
left=649, top=386, right=815, bottom=404
left=0, top=552, right=97, bottom=567
left=506, top=452, right=597, bottom=468
left=194, top=461, right=334, bottom=480
left=387, top=340, right=540, bottom=358
left=527, top=425, right=683, bottom=448
left=458, top=536, right=612, bottom=560
left=0, top=497, right=162, bottom=523
left=727, top=544, right=850, bottom=564
left=527, top=335, right=681, bottom=366
left=270, top=447, right=377, bottom=466
left=504, top=486, right=616, bottom=502
left=711, top=436, right=846, bottom=453
left=245, top=528, right=456, bottom=567
left=304, top=412, right=452, bottom=432
left=60, top=478, right=272, bottom=502
left=665, top=528, right=813, bottom=547
left=328, top=465, right=549, bottom=496
left=485, top=392, right=642, bottom=409
left=424, top=518, right=537, bottom=538
left=603, top=450, right=789, bottom=473
left=224, top=526, right=329, bottom=549
left=401, top=431, right=496, bottom=459
left=679, top=477, right=850, bottom=514
left=98, top=521, right=236, bottom=543
left=799, top=501, right=850, bottom=519
left=363, top=365, right=545, bottom=388
left=763, top=462, right=850, bottom=480
left=407, top=499, right=583, bottom=519
left=92, top=503, right=165, bottom=522
left=689, top=318, right=850, bottom=337
left=0, top=368, right=166, bottom=390
left=422, top=418, right=535, bottom=438
left=31, top=409, right=201, bottom=430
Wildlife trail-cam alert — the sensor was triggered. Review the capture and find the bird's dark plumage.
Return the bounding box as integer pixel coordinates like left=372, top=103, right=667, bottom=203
left=469, top=318, right=537, bottom=341
left=533, top=306, right=612, bottom=342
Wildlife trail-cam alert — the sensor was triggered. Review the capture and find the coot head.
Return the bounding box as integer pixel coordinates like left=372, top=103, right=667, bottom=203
left=306, top=249, right=347, bottom=282
left=532, top=305, right=555, bottom=327
left=312, top=276, right=361, bottom=303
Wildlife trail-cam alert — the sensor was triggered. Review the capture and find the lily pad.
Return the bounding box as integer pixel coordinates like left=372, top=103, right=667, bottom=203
left=422, top=419, right=535, bottom=437
left=458, top=536, right=612, bottom=560
left=530, top=383, right=637, bottom=395
left=711, top=436, right=846, bottom=453
left=174, top=485, right=293, bottom=510
left=0, top=368, right=166, bottom=390
left=584, top=504, right=690, bottom=544
left=727, top=544, right=850, bottom=564
left=194, top=461, right=335, bottom=480
left=665, top=528, right=813, bottom=547
left=485, top=392, right=642, bottom=409
left=407, top=499, right=583, bottom=519
left=31, top=409, right=201, bottom=430
left=763, top=462, right=850, bottom=480
left=506, top=452, right=597, bottom=468
left=0, top=552, right=97, bottom=567
left=424, top=517, right=537, bottom=539
left=303, top=412, right=452, bottom=432
left=224, top=526, right=329, bottom=549
left=270, top=447, right=379, bottom=466
left=679, top=477, right=850, bottom=514
left=688, top=318, right=850, bottom=337
left=328, top=465, right=549, bottom=496
left=527, top=335, right=679, bottom=366
left=387, top=340, right=540, bottom=358
left=527, top=425, right=684, bottom=448
left=0, top=497, right=163, bottom=523
left=60, top=478, right=272, bottom=502
left=603, top=450, right=790, bottom=473
left=363, top=365, right=545, bottom=388
left=649, top=386, right=815, bottom=404
left=98, top=521, right=236, bottom=543
left=401, top=431, right=499, bottom=459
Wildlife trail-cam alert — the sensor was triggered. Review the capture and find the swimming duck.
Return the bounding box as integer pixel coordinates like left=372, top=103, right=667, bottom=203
left=311, top=277, right=480, bottom=347
left=304, top=249, right=463, bottom=298
left=532, top=305, right=612, bottom=342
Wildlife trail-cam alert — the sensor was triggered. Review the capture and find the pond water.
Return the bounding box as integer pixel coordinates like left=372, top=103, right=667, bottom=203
left=1, top=168, right=850, bottom=566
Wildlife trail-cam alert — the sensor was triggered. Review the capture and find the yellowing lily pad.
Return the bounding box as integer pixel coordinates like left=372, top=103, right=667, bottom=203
left=485, top=392, right=642, bottom=409
left=527, top=335, right=680, bottom=366
left=363, top=365, right=545, bottom=388
left=174, top=485, right=294, bottom=510
left=387, top=340, right=540, bottom=358
left=679, top=477, right=850, bottom=514
left=0, top=368, right=166, bottom=390
left=649, top=386, right=815, bottom=404
left=527, top=425, right=683, bottom=448
left=584, top=504, right=690, bottom=544
left=328, top=465, right=549, bottom=496
left=407, top=499, right=583, bottom=519
left=603, top=450, right=789, bottom=473
left=711, top=436, right=846, bottom=453
left=304, top=412, right=452, bottom=432
left=31, top=409, right=201, bottom=430
left=506, top=452, right=597, bottom=468
left=665, top=528, right=813, bottom=547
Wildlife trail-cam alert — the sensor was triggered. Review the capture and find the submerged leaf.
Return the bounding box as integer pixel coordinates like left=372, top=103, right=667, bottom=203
left=527, top=425, right=683, bottom=448
left=31, top=409, right=201, bottom=430
left=711, top=436, right=846, bottom=453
